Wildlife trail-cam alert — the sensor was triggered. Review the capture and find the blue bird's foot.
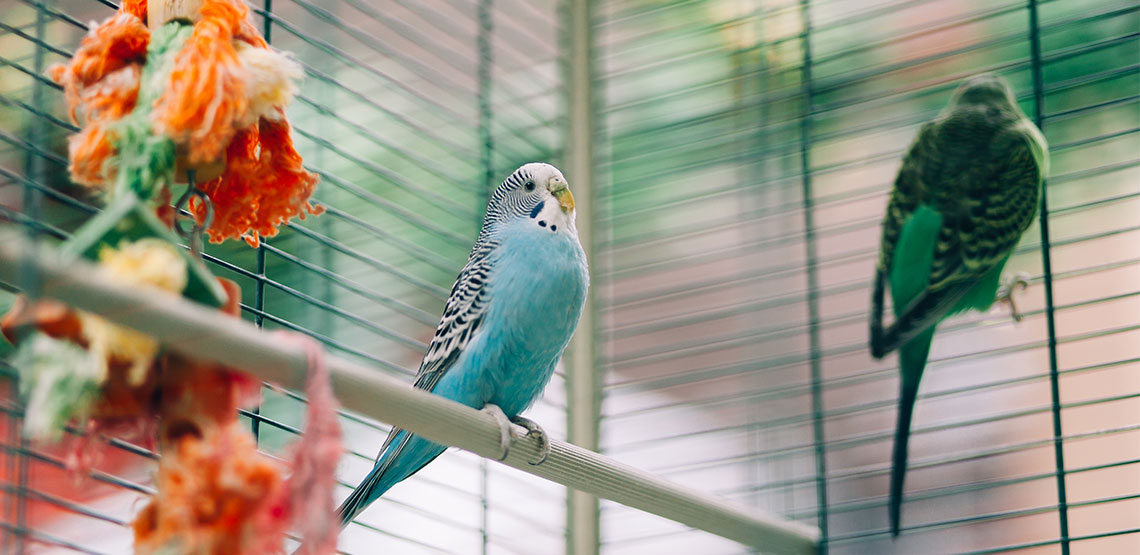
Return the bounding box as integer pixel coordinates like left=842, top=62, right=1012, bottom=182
left=996, top=271, right=1031, bottom=322
left=482, top=403, right=512, bottom=461
left=510, top=415, right=550, bottom=466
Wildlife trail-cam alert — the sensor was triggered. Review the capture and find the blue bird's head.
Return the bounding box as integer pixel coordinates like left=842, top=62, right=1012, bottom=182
left=482, top=163, right=576, bottom=236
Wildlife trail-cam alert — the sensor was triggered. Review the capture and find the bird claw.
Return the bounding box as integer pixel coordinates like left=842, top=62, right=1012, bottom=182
left=510, top=415, right=550, bottom=466
left=481, top=403, right=512, bottom=461
left=481, top=405, right=550, bottom=465
left=996, top=271, right=1031, bottom=322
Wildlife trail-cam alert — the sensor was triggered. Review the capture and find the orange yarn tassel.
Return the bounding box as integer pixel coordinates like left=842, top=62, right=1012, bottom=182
left=194, top=127, right=259, bottom=245
left=194, top=116, right=321, bottom=247
left=66, top=124, right=116, bottom=186
left=48, top=12, right=147, bottom=122
left=250, top=116, right=323, bottom=245
left=48, top=13, right=147, bottom=187
left=153, top=0, right=249, bottom=164
left=121, top=0, right=148, bottom=21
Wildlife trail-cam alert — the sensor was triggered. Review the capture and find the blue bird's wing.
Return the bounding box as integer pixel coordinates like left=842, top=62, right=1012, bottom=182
left=413, top=243, right=495, bottom=393
left=338, top=246, right=495, bottom=526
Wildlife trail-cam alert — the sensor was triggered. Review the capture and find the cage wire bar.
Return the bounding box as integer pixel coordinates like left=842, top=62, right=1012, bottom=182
left=793, top=0, right=832, bottom=548
left=1, top=0, right=1139, bottom=554
left=476, top=2, right=495, bottom=551
left=564, top=0, right=604, bottom=554
left=6, top=0, right=48, bottom=552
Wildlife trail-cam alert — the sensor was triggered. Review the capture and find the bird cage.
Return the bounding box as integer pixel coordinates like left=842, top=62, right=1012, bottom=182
left=0, top=0, right=1136, bottom=553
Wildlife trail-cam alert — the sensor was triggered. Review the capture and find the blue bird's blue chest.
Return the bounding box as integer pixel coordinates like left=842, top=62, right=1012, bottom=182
left=479, top=219, right=588, bottom=415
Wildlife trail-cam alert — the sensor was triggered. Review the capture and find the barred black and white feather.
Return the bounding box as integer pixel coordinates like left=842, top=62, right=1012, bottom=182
left=414, top=244, right=495, bottom=392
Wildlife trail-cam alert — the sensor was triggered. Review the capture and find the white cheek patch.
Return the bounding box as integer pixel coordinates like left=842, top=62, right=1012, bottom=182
left=532, top=197, right=571, bottom=234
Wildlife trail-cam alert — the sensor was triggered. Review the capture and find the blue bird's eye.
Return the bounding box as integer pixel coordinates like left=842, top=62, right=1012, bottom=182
left=524, top=180, right=536, bottom=192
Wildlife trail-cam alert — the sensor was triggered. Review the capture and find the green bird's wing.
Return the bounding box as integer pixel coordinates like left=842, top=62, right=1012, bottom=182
left=869, top=122, right=937, bottom=358
left=875, top=124, right=1043, bottom=356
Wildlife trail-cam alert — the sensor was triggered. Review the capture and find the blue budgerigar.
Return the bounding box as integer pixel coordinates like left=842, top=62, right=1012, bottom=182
left=868, top=73, right=1048, bottom=536
left=336, top=163, right=589, bottom=528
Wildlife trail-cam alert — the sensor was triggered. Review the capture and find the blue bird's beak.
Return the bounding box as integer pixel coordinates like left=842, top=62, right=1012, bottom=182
left=550, top=183, right=574, bottom=214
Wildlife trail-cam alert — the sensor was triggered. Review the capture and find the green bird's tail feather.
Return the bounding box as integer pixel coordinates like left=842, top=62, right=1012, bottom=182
left=889, top=325, right=935, bottom=537
left=885, top=203, right=942, bottom=536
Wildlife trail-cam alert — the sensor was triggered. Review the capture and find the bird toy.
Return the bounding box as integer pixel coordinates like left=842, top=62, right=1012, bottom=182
left=48, top=0, right=321, bottom=252
left=2, top=0, right=341, bottom=552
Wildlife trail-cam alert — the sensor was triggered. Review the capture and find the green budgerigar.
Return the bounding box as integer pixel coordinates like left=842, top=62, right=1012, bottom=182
left=868, top=73, right=1048, bottom=536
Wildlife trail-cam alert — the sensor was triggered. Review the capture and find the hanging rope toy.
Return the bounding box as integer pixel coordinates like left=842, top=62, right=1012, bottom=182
left=1, top=0, right=341, bottom=552
left=48, top=0, right=321, bottom=249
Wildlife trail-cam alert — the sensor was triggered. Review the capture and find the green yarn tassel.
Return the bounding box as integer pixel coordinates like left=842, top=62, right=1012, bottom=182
left=110, top=22, right=192, bottom=200
left=12, top=332, right=101, bottom=441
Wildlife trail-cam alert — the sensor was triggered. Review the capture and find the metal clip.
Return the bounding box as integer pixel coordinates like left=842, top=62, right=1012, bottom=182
left=173, top=169, right=213, bottom=258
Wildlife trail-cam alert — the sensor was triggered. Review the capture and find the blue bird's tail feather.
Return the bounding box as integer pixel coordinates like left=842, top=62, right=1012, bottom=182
left=888, top=326, right=935, bottom=537
left=337, top=431, right=447, bottom=528
left=336, top=464, right=390, bottom=529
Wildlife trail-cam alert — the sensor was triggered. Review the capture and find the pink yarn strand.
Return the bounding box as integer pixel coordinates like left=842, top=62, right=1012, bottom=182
left=282, top=333, right=343, bottom=555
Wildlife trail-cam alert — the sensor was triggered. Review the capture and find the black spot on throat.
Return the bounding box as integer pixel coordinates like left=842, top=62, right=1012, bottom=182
left=550, top=224, right=557, bottom=232
left=538, top=220, right=547, bottom=227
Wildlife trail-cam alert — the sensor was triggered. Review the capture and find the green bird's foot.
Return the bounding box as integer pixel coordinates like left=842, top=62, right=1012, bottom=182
left=510, top=415, right=550, bottom=466
left=482, top=403, right=512, bottom=461
left=996, top=272, right=1031, bottom=322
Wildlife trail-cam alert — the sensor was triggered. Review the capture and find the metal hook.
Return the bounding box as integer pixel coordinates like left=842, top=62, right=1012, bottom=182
left=173, top=170, right=212, bottom=258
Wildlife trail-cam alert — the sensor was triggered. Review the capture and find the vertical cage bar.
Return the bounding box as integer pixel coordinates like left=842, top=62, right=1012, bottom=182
left=1027, top=1, right=1070, bottom=552
left=565, top=0, right=600, bottom=553
left=478, top=0, right=494, bottom=207
left=2, top=377, right=14, bottom=551
left=477, top=1, right=494, bottom=551
left=796, top=0, right=829, bottom=548
left=21, top=4, right=47, bottom=282
left=1, top=387, right=15, bottom=551
left=252, top=242, right=266, bottom=439
left=477, top=1, right=495, bottom=551
left=480, top=459, right=490, bottom=555
left=13, top=433, right=28, bottom=555
left=250, top=0, right=274, bottom=442
left=9, top=3, right=52, bottom=552
left=733, top=2, right=764, bottom=513
left=261, top=0, right=272, bottom=42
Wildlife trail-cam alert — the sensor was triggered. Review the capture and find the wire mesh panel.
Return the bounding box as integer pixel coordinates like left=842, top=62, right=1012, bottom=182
left=1, top=0, right=1138, bottom=554
left=595, top=0, right=1138, bottom=554
left=1, top=0, right=567, bottom=553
